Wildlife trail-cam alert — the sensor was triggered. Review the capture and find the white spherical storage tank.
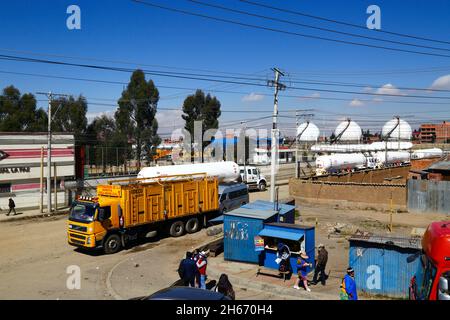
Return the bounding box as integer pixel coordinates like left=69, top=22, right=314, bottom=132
left=297, top=121, right=320, bottom=142
left=315, top=153, right=367, bottom=174
left=334, top=120, right=362, bottom=142
left=137, top=161, right=240, bottom=183
left=382, top=118, right=412, bottom=140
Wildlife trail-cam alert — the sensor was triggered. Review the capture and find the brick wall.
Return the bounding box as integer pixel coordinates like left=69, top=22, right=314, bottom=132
left=289, top=179, right=407, bottom=210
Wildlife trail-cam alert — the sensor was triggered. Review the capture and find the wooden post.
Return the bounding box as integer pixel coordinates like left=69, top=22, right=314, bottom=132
left=54, top=162, right=57, bottom=212
left=40, top=146, right=44, bottom=213
left=389, top=193, right=393, bottom=232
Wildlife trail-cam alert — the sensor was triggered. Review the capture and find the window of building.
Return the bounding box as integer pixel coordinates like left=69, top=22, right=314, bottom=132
left=0, top=184, right=11, bottom=194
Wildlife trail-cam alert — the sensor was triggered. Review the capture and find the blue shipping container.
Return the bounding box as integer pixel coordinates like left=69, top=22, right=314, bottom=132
left=349, top=234, right=422, bottom=298
left=224, top=207, right=278, bottom=263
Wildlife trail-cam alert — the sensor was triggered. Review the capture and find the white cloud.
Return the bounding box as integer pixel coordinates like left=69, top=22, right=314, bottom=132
left=86, top=110, right=115, bottom=123
left=156, top=109, right=184, bottom=134
left=242, top=92, right=265, bottom=102
left=299, top=92, right=321, bottom=100
left=430, top=74, right=450, bottom=90
left=376, top=83, right=403, bottom=96
left=349, top=99, right=365, bottom=107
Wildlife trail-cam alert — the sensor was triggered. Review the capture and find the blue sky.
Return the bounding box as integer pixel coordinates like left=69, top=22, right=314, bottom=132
left=0, top=0, right=450, bottom=137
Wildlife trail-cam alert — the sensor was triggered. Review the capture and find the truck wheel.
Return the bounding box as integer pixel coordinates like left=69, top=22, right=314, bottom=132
left=186, top=218, right=200, bottom=234
left=258, top=181, right=267, bottom=191
left=169, top=221, right=185, bottom=237
left=103, top=234, right=122, bottom=254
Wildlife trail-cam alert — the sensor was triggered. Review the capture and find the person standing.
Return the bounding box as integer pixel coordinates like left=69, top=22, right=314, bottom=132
left=7, top=198, right=16, bottom=216
left=215, top=273, right=235, bottom=300
left=196, top=251, right=208, bottom=290
left=340, top=267, right=358, bottom=300
left=294, top=252, right=312, bottom=292
left=312, top=244, right=328, bottom=285
left=192, top=249, right=201, bottom=288
left=177, top=252, right=197, bottom=287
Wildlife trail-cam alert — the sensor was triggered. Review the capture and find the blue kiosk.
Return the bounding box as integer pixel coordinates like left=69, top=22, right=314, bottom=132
left=258, top=223, right=315, bottom=274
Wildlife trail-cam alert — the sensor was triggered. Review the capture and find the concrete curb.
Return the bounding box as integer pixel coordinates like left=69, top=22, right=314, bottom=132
left=0, top=210, right=68, bottom=223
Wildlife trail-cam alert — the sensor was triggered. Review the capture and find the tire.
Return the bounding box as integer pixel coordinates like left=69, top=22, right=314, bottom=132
left=103, top=234, right=122, bottom=254
left=258, top=181, right=267, bottom=191
left=169, top=220, right=185, bottom=237
left=186, top=217, right=200, bottom=234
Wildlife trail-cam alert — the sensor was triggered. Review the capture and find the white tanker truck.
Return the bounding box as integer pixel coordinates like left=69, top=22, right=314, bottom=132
left=315, top=151, right=411, bottom=176
left=137, top=161, right=241, bottom=182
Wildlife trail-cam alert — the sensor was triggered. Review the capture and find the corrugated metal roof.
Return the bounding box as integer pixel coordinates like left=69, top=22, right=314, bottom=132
left=258, top=228, right=303, bottom=241
left=427, top=161, right=450, bottom=172
left=349, top=230, right=421, bottom=249
left=246, top=200, right=295, bottom=216
left=224, top=207, right=278, bottom=220
left=264, top=222, right=314, bottom=230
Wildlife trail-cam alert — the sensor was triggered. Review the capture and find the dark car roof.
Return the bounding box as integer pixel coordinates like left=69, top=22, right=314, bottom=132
left=145, top=286, right=229, bottom=300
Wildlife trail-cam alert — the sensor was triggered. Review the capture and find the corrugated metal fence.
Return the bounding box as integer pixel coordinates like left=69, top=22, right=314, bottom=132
left=407, top=180, right=450, bottom=215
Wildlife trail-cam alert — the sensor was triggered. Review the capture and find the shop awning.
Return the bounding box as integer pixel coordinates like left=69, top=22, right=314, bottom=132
left=258, top=228, right=304, bottom=241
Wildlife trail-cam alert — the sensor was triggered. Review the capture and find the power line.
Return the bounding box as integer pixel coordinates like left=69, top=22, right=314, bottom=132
left=131, top=0, right=450, bottom=58
left=3, top=54, right=450, bottom=100
left=239, top=0, right=450, bottom=46
left=188, top=0, right=450, bottom=53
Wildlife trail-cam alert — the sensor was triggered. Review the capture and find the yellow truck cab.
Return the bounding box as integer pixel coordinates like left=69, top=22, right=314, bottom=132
left=67, top=175, right=219, bottom=254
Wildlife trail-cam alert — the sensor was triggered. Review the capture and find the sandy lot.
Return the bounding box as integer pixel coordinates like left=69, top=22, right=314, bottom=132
left=0, top=184, right=446, bottom=300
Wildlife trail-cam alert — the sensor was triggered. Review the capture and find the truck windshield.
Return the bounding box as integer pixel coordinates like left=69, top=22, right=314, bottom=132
left=414, top=254, right=437, bottom=299
left=69, top=202, right=96, bottom=223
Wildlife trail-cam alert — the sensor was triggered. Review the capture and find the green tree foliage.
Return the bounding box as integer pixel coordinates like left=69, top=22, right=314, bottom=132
left=182, top=89, right=221, bottom=137
left=115, top=70, right=160, bottom=167
left=85, top=114, right=126, bottom=172
left=182, top=90, right=221, bottom=161
left=50, top=95, right=88, bottom=142
left=0, top=86, right=47, bottom=131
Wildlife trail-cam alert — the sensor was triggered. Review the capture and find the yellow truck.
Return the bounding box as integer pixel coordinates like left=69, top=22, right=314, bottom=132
left=67, top=174, right=219, bottom=254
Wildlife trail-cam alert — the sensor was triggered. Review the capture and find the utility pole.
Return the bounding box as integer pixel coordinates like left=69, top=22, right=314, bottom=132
left=37, top=91, right=68, bottom=213
left=268, top=68, right=286, bottom=202
left=240, top=121, right=247, bottom=175
left=46, top=92, right=52, bottom=213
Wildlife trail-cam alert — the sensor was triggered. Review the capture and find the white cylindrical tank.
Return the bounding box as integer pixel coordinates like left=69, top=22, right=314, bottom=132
left=374, top=151, right=410, bottom=165
left=411, top=148, right=443, bottom=160
left=137, top=161, right=240, bottom=183
left=334, top=120, right=362, bottom=142
left=297, top=121, right=320, bottom=142
left=382, top=118, right=412, bottom=140
left=315, top=153, right=367, bottom=175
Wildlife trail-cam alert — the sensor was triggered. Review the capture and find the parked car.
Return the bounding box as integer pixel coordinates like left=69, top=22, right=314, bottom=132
left=133, top=286, right=231, bottom=300
left=218, top=183, right=249, bottom=214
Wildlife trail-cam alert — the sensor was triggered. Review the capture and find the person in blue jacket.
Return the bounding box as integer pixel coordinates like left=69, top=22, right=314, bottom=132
left=341, top=267, right=358, bottom=300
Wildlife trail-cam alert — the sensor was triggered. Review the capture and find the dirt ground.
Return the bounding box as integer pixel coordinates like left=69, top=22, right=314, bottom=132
left=0, top=184, right=447, bottom=300
left=250, top=185, right=449, bottom=298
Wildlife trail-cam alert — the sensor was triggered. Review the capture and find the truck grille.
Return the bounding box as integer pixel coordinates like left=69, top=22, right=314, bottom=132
left=70, top=233, right=86, bottom=240
left=70, top=239, right=85, bottom=245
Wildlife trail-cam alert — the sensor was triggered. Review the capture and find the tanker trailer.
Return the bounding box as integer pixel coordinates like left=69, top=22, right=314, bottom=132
left=411, top=148, right=443, bottom=160
left=374, top=151, right=410, bottom=167
left=315, top=153, right=367, bottom=175
left=137, top=161, right=240, bottom=183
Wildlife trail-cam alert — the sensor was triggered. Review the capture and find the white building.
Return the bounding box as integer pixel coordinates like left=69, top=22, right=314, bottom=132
left=0, top=133, right=75, bottom=210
